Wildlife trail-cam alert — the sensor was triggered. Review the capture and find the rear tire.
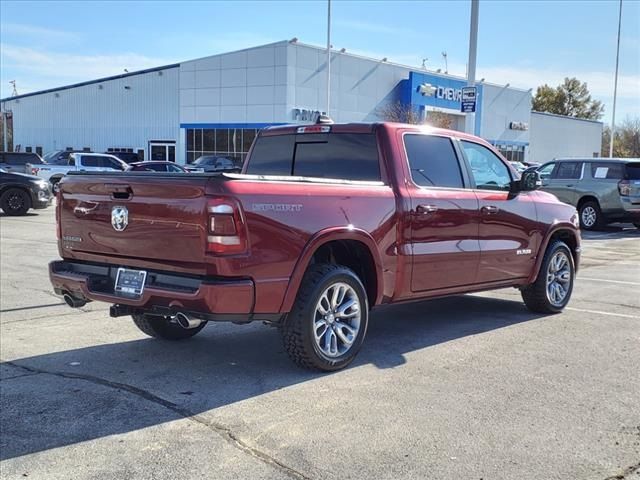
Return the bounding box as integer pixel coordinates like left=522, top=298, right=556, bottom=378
left=578, top=200, right=603, bottom=230
left=50, top=178, right=62, bottom=194
left=521, top=241, right=575, bottom=314
left=132, top=314, right=206, bottom=340
left=0, top=188, right=31, bottom=216
left=280, top=264, right=369, bottom=371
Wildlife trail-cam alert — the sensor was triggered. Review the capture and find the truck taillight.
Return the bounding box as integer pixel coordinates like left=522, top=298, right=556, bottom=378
left=55, top=198, right=61, bottom=240
left=27, top=164, right=39, bottom=175
left=206, top=199, right=246, bottom=254
left=618, top=179, right=631, bottom=196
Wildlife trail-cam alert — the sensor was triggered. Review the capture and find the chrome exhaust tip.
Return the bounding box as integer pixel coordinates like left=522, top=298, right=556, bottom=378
left=175, top=312, right=203, bottom=329
left=63, top=292, right=87, bottom=308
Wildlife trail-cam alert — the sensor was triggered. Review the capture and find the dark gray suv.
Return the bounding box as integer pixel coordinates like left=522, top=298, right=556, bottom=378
left=538, top=158, right=640, bottom=230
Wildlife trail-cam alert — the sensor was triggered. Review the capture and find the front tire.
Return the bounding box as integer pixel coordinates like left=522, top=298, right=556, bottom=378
left=521, top=241, right=575, bottom=314
left=132, top=314, right=206, bottom=340
left=280, top=264, right=369, bottom=371
left=0, top=188, right=31, bottom=216
left=579, top=200, right=603, bottom=230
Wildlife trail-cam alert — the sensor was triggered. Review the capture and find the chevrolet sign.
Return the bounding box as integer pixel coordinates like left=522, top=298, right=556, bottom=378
left=417, top=83, right=462, bottom=102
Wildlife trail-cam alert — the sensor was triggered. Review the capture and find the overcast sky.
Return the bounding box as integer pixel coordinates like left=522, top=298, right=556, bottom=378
left=1, top=0, right=638, bottom=123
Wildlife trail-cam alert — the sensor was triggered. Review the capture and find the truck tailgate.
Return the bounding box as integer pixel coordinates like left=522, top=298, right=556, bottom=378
left=59, top=173, right=213, bottom=267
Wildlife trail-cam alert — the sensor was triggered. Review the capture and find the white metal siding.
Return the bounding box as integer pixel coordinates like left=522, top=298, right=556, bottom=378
left=529, top=112, right=602, bottom=164
left=1, top=67, right=179, bottom=158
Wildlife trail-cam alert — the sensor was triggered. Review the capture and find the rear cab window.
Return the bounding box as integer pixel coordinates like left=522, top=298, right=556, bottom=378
left=246, top=132, right=381, bottom=181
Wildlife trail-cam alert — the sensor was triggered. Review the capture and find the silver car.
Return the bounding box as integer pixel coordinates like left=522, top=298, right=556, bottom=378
left=538, top=158, right=640, bottom=230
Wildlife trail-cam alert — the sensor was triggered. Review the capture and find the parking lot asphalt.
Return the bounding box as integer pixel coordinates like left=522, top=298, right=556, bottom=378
left=0, top=207, right=639, bottom=480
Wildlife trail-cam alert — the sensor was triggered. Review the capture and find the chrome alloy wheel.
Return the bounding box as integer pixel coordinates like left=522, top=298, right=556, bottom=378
left=313, top=282, right=361, bottom=358
left=581, top=206, right=597, bottom=228
left=545, top=251, right=571, bottom=307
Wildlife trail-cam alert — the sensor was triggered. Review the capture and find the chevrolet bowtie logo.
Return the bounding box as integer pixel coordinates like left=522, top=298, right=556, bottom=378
left=418, top=83, right=436, bottom=97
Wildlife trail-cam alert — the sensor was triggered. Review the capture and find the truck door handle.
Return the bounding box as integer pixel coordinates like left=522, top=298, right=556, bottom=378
left=416, top=204, right=438, bottom=214
left=481, top=205, right=500, bottom=215
left=565, top=184, right=574, bottom=187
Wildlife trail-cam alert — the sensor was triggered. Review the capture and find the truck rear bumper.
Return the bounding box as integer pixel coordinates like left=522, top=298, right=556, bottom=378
left=49, top=260, right=272, bottom=321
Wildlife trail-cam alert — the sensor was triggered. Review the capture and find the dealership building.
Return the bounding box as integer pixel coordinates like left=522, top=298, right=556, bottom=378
left=0, top=39, right=603, bottom=165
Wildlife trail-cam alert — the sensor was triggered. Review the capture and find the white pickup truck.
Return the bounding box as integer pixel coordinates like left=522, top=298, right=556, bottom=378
left=36, top=153, right=127, bottom=192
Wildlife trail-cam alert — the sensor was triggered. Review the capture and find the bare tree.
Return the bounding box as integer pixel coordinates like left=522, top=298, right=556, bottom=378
left=376, top=102, right=423, bottom=124
left=375, top=102, right=455, bottom=130
left=425, top=111, right=453, bottom=129
left=601, top=116, right=640, bottom=158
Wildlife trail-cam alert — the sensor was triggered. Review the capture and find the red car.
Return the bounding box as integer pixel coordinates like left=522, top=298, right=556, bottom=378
left=50, top=121, right=580, bottom=371
left=126, top=161, right=188, bottom=173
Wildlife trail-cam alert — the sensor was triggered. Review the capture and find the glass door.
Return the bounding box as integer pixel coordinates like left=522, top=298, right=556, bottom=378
left=149, top=142, right=176, bottom=162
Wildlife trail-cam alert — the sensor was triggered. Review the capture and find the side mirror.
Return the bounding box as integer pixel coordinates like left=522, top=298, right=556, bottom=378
left=519, top=170, right=542, bottom=192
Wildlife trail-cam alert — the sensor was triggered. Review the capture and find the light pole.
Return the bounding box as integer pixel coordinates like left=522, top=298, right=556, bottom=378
left=465, top=0, right=479, bottom=135
left=609, top=0, right=622, bottom=158
left=326, top=0, right=332, bottom=116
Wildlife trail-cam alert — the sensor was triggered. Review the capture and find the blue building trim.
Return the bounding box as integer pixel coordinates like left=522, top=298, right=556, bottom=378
left=180, top=122, right=287, bottom=129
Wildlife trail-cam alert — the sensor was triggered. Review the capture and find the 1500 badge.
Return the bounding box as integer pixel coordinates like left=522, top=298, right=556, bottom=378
left=517, top=249, right=532, bottom=255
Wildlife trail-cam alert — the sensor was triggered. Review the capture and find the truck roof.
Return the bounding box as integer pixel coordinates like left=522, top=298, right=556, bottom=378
left=261, top=122, right=491, bottom=145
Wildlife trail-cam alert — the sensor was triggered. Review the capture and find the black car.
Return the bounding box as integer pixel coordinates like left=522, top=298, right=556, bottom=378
left=0, top=168, right=53, bottom=216
left=126, top=161, right=187, bottom=172
left=185, top=155, right=240, bottom=173
left=0, top=152, right=47, bottom=175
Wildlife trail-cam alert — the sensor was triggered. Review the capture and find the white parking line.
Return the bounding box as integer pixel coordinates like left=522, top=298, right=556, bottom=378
left=579, top=277, right=640, bottom=286
left=566, top=307, right=639, bottom=319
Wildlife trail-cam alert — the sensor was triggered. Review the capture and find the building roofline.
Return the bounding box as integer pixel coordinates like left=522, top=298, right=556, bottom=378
left=182, top=40, right=289, bottom=65
left=292, top=40, right=531, bottom=92
left=531, top=110, right=603, bottom=125
left=0, top=63, right=180, bottom=103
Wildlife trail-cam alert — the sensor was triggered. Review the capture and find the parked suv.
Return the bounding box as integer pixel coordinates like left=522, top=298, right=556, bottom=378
left=0, top=152, right=47, bottom=174
left=0, top=168, right=53, bottom=215
left=50, top=122, right=580, bottom=371
left=537, top=158, right=640, bottom=230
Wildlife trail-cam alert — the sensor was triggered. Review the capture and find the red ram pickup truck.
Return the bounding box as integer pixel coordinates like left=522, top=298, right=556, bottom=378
left=50, top=121, right=581, bottom=371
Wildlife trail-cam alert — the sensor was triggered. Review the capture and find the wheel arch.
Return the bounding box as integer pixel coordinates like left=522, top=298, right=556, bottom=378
left=0, top=184, right=34, bottom=203
left=577, top=195, right=600, bottom=209
left=279, top=227, right=384, bottom=313
left=527, top=225, right=580, bottom=283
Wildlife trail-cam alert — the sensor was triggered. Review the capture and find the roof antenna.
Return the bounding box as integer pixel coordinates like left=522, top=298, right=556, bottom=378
left=9, top=80, right=18, bottom=97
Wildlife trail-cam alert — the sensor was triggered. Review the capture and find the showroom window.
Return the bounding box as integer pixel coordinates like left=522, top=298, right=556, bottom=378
left=494, top=144, right=525, bottom=163
left=185, top=128, right=258, bottom=166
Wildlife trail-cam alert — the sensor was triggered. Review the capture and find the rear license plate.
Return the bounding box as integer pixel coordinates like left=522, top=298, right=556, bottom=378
left=114, top=268, right=147, bottom=297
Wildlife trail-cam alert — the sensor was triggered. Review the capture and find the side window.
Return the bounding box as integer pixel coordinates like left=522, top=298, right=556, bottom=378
left=81, top=156, right=100, bottom=167
left=538, top=163, right=555, bottom=178
left=590, top=162, right=624, bottom=179
left=403, top=134, right=463, bottom=188
left=107, top=158, right=125, bottom=170
left=6, top=154, right=28, bottom=165
left=461, top=141, right=512, bottom=191
left=554, top=162, right=582, bottom=179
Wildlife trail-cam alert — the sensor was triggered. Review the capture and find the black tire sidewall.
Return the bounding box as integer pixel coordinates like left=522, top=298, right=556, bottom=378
left=299, top=268, right=369, bottom=371
left=1, top=188, right=31, bottom=216
left=579, top=201, right=601, bottom=230
left=133, top=314, right=206, bottom=340
left=541, top=243, right=575, bottom=312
